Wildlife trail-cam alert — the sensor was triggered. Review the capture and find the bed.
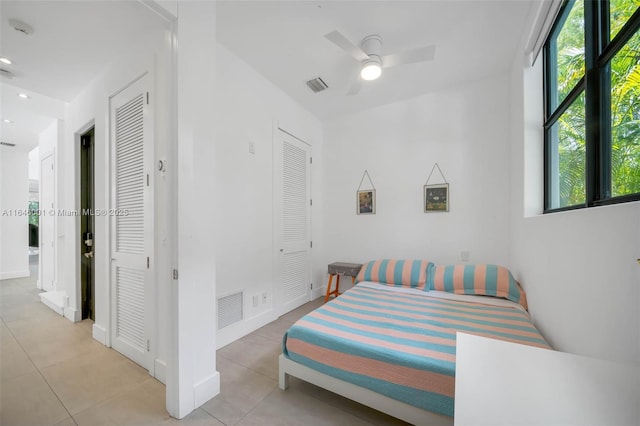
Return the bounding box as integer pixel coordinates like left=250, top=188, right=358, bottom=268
left=279, top=260, right=550, bottom=425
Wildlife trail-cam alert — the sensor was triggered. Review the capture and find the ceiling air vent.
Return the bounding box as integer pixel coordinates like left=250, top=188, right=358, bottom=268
left=0, top=68, right=14, bottom=79
left=306, top=77, right=328, bottom=93
left=9, top=19, right=34, bottom=36
left=1, top=142, right=16, bottom=147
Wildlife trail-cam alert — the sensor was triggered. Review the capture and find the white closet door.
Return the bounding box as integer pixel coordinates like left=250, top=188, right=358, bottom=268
left=110, top=74, right=153, bottom=370
left=274, top=129, right=312, bottom=316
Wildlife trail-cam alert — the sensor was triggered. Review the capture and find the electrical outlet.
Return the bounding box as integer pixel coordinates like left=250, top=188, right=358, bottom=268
left=261, top=292, right=268, bottom=304
left=252, top=295, right=259, bottom=308
left=461, top=250, right=470, bottom=262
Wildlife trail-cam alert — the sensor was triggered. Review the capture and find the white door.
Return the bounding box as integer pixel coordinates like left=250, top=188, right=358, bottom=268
left=40, top=154, right=55, bottom=292
left=274, top=129, right=312, bottom=316
left=109, top=74, right=153, bottom=371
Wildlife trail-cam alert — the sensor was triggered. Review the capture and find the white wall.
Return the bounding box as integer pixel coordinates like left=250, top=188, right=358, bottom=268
left=213, top=43, right=324, bottom=347
left=509, top=51, right=640, bottom=365
left=28, top=146, right=40, bottom=201
left=322, top=74, right=513, bottom=287
left=28, top=147, right=40, bottom=181
left=39, top=121, right=61, bottom=156
left=0, top=147, right=30, bottom=279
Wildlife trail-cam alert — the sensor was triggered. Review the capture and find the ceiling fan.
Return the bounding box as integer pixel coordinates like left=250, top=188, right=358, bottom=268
left=325, top=30, right=435, bottom=95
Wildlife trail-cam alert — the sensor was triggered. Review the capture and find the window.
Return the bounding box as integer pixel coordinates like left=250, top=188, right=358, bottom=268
left=544, top=0, right=640, bottom=211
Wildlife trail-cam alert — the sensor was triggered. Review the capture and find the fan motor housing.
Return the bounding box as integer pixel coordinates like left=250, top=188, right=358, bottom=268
left=360, top=35, right=382, bottom=57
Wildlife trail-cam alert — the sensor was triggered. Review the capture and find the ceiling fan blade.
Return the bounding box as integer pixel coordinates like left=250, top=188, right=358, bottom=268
left=325, top=30, right=370, bottom=62
left=345, top=67, right=363, bottom=96
left=346, top=78, right=363, bottom=96
left=382, top=45, right=435, bottom=68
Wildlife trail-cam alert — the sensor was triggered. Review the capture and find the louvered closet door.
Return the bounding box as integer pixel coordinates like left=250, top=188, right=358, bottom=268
left=109, top=75, right=153, bottom=370
left=274, top=129, right=312, bottom=316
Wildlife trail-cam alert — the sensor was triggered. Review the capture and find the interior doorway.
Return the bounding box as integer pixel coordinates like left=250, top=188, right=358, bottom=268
left=80, top=127, right=95, bottom=320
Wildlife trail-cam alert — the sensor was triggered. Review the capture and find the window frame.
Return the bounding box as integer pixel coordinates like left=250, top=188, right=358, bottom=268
left=543, top=0, right=640, bottom=213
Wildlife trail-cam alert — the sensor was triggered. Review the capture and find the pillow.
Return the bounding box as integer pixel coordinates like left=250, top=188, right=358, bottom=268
left=429, top=264, right=528, bottom=310
left=355, top=259, right=433, bottom=290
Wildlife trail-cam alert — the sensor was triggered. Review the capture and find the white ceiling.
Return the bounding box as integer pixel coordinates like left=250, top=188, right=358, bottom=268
left=0, top=0, right=168, bottom=151
left=216, top=0, right=537, bottom=121
left=1, top=0, right=537, bottom=151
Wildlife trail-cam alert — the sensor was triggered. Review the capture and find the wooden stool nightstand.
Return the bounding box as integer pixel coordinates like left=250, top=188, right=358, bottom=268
left=325, top=262, right=362, bottom=303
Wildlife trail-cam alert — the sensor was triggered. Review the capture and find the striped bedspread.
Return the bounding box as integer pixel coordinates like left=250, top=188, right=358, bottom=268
left=282, top=283, right=550, bottom=417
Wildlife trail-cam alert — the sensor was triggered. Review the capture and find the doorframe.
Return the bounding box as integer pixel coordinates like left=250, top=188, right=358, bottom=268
left=39, top=150, right=56, bottom=292
left=271, top=121, right=313, bottom=317
left=79, top=126, right=95, bottom=321
left=73, top=120, right=96, bottom=324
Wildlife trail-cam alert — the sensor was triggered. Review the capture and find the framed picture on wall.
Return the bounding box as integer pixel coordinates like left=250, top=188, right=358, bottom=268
left=357, top=190, right=376, bottom=215
left=424, top=183, right=449, bottom=212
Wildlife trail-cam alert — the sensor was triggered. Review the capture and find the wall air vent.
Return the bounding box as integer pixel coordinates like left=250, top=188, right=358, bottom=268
left=217, top=291, right=243, bottom=330
left=1, top=141, right=16, bottom=147
left=306, top=77, right=328, bottom=93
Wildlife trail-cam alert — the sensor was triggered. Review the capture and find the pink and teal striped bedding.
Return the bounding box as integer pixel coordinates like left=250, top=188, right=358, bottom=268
left=355, top=259, right=432, bottom=290
left=282, top=284, right=550, bottom=417
left=430, top=264, right=528, bottom=310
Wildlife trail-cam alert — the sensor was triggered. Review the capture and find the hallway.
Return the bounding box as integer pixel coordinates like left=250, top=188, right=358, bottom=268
left=0, top=256, right=189, bottom=425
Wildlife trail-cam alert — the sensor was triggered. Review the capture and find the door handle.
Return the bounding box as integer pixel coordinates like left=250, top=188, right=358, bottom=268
left=84, top=251, right=94, bottom=259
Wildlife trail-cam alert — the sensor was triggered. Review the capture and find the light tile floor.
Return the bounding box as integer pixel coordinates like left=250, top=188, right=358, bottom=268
left=1, top=258, right=408, bottom=425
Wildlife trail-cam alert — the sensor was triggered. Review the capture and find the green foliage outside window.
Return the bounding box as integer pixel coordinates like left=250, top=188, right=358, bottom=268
left=548, top=0, right=640, bottom=209
left=554, top=0, right=585, bottom=107
left=556, top=93, right=586, bottom=206
left=29, top=201, right=39, bottom=226
left=610, top=28, right=640, bottom=197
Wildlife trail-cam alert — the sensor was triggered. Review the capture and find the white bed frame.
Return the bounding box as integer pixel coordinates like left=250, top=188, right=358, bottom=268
left=279, top=354, right=453, bottom=426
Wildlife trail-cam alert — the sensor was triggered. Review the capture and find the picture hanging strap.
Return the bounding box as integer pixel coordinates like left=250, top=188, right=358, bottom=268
left=357, top=170, right=376, bottom=191
left=425, top=163, right=448, bottom=185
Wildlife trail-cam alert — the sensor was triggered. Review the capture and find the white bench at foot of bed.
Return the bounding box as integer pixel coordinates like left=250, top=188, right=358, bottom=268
left=279, top=354, right=453, bottom=426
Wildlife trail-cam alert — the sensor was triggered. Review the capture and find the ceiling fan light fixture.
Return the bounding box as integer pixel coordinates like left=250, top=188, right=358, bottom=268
left=361, top=60, right=382, bottom=81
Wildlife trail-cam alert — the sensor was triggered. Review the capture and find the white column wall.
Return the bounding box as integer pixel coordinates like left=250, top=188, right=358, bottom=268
left=168, top=1, right=219, bottom=418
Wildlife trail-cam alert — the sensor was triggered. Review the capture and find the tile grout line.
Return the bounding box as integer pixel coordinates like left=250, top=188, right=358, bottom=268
left=227, top=383, right=280, bottom=426
left=68, top=376, right=159, bottom=423
left=1, top=312, right=77, bottom=424
left=193, top=407, right=227, bottom=426
left=217, top=349, right=281, bottom=383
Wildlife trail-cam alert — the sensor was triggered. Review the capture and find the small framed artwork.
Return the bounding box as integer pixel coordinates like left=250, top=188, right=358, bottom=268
left=424, top=183, right=449, bottom=212
left=357, top=190, right=376, bottom=215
